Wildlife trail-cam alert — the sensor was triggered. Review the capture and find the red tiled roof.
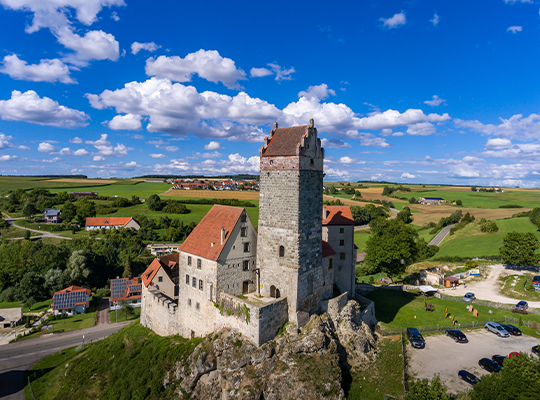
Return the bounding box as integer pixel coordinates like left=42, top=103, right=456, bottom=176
left=179, top=205, right=244, bottom=261
left=262, top=125, right=309, bottom=157
left=322, top=240, right=336, bottom=258
left=322, top=206, right=354, bottom=225
left=110, top=277, right=142, bottom=302
left=141, top=254, right=178, bottom=287
left=85, top=217, right=134, bottom=227
left=54, top=285, right=91, bottom=295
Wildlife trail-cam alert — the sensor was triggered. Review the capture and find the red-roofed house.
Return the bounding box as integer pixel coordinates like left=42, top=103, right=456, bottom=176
left=85, top=217, right=140, bottom=231
left=52, top=285, right=91, bottom=315
left=322, top=205, right=356, bottom=295
left=110, top=277, right=143, bottom=309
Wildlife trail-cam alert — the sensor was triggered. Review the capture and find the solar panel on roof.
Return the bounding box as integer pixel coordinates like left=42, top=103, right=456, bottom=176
left=111, top=278, right=129, bottom=300
left=53, top=290, right=87, bottom=310
left=129, top=284, right=142, bottom=292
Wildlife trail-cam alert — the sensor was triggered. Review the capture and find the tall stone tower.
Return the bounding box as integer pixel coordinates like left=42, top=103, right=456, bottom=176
left=257, top=119, right=325, bottom=325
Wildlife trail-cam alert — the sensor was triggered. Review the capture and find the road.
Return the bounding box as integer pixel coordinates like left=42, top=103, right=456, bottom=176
left=0, top=322, right=129, bottom=400
left=354, top=207, right=399, bottom=231
left=428, top=224, right=456, bottom=246
left=4, top=217, right=72, bottom=241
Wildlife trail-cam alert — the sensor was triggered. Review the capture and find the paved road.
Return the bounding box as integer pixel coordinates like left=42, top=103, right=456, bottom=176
left=0, top=322, right=129, bottom=400
left=354, top=207, right=399, bottom=231
left=95, top=298, right=110, bottom=325
left=428, top=224, right=456, bottom=246
left=5, top=217, right=72, bottom=241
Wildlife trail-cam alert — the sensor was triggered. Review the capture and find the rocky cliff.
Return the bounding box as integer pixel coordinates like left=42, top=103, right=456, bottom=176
left=168, top=300, right=377, bottom=400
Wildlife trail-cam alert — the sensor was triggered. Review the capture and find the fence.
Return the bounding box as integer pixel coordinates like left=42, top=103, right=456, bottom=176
left=434, top=292, right=540, bottom=315
left=504, top=315, right=538, bottom=329
left=400, top=328, right=407, bottom=397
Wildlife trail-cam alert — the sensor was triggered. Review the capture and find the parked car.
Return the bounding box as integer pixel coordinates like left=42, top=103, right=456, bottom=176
left=445, top=329, right=468, bottom=343
left=458, top=370, right=481, bottom=385
left=532, top=276, right=540, bottom=284
left=516, top=301, right=529, bottom=311
left=492, top=354, right=506, bottom=367
left=485, top=322, right=510, bottom=337
left=463, top=292, right=476, bottom=302
left=501, top=324, right=522, bottom=336
left=406, top=327, right=425, bottom=349
left=532, top=345, right=540, bottom=355
left=479, top=357, right=502, bottom=373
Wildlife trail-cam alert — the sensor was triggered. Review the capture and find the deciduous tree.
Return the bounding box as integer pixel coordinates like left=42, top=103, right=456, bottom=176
left=500, top=231, right=540, bottom=266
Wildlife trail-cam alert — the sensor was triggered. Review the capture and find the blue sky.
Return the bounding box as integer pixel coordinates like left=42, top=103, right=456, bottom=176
left=1, top=0, right=540, bottom=186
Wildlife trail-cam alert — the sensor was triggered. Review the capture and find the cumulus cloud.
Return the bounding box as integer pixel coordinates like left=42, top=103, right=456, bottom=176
left=250, top=67, right=272, bottom=78
left=85, top=134, right=128, bottom=159
left=430, top=13, right=440, bottom=26
left=0, top=54, right=75, bottom=83
left=57, top=28, right=119, bottom=66
left=0, top=133, right=14, bottom=149
left=204, top=141, right=221, bottom=150
left=150, top=153, right=167, bottom=159
left=108, top=114, right=142, bottom=130
left=507, top=26, right=522, bottom=33
left=455, top=113, right=540, bottom=140
left=424, top=95, right=446, bottom=107
left=131, top=42, right=161, bottom=55
left=485, top=138, right=512, bottom=150
left=324, top=166, right=350, bottom=179
left=59, top=147, right=90, bottom=156
left=70, top=137, right=83, bottom=144
left=407, top=122, right=436, bottom=136
left=321, top=138, right=351, bottom=148
left=145, top=50, right=247, bottom=89
left=380, top=12, right=406, bottom=29
left=110, top=11, right=119, bottom=21
left=401, top=172, right=416, bottom=179
left=298, top=84, right=336, bottom=100
left=153, top=153, right=260, bottom=175
left=0, top=90, right=88, bottom=127
left=340, top=156, right=354, bottom=164
left=42, top=157, right=62, bottom=163
left=38, top=142, right=56, bottom=152
left=0, top=155, right=17, bottom=161
left=268, top=63, right=295, bottom=82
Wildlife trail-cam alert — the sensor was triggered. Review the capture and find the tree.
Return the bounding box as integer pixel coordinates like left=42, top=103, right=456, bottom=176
left=397, top=206, right=413, bottom=224
left=123, top=255, right=132, bottom=278
left=22, top=201, right=37, bottom=218
left=530, top=207, right=540, bottom=229
left=500, top=232, right=540, bottom=266
left=65, top=250, right=91, bottom=283
left=408, top=197, right=417, bottom=204
left=61, top=201, right=77, bottom=223
left=25, top=296, right=35, bottom=311
left=147, top=194, right=164, bottom=211
left=329, top=185, right=337, bottom=195
left=365, top=219, right=419, bottom=278
left=471, top=186, right=477, bottom=192
left=18, top=271, right=47, bottom=301
left=24, top=230, right=31, bottom=240
left=119, top=300, right=134, bottom=320
left=406, top=376, right=451, bottom=400
left=455, top=199, right=462, bottom=206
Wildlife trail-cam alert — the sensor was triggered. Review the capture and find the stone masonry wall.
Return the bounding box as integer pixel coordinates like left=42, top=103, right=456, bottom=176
left=320, top=292, right=349, bottom=321
left=140, top=285, right=180, bottom=336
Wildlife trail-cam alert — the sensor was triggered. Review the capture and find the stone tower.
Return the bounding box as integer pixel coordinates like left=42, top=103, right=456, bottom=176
left=257, top=119, right=325, bottom=325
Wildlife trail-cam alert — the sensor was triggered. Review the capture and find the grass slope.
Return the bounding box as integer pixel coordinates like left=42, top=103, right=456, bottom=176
left=48, top=181, right=171, bottom=198
left=25, top=322, right=202, bottom=400
left=409, top=189, right=540, bottom=209
left=435, top=217, right=540, bottom=258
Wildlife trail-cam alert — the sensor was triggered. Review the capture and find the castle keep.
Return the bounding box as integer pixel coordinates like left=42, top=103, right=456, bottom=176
left=140, top=120, right=357, bottom=345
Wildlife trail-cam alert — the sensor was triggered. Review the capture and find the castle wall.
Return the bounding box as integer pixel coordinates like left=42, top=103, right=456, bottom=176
left=320, top=292, right=349, bottom=321
left=140, top=286, right=180, bottom=336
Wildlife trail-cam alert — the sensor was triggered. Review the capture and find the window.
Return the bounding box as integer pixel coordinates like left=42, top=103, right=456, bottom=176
left=243, top=260, right=249, bottom=271
left=197, top=259, right=201, bottom=269
left=158, top=276, right=163, bottom=282
left=244, top=242, right=250, bottom=253
left=186, top=274, right=190, bottom=284
left=241, top=227, right=247, bottom=237
left=196, top=302, right=200, bottom=310
left=339, top=227, right=344, bottom=234
left=329, top=258, right=333, bottom=269
left=279, top=245, right=285, bottom=257
left=187, top=256, right=192, bottom=266
left=340, top=252, right=346, bottom=260
left=188, top=298, right=191, bottom=306
left=307, top=276, right=313, bottom=295
left=192, top=277, right=197, bottom=287
left=339, top=239, right=345, bottom=246
left=241, top=214, right=246, bottom=223
left=199, top=280, right=203, bottom=291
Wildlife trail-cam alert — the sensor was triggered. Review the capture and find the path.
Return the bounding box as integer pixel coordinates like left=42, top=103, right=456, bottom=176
left=353, top=208, right=399, bottom=230
left=95, top=298, right=110, bottom=325
left=4, top=217, right=72, bottom=241
left=428, top=224, right=456, bottom=246
left=441, top=263, right=540, bottom=308
left=0, top=321, right=130, bottom=400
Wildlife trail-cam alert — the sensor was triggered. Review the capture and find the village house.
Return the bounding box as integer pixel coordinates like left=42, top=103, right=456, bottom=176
left=419, top=197, right=445, bottom=205
left=0, top=308, right=22, bottom=328
left=43, top=208, right=61, bottom=223
left=110, top=277, right=143, bottom=309
left=52, top=285, right=91, bottom=315
left=85, top=217, right=140, bottom=231
left=146, top=243, right=181, bottom=256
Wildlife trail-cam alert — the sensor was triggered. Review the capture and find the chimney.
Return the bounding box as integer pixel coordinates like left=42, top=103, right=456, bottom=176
left=221, top=227, right=225, bottom=245
left=323, top=207, right=327, bottom=219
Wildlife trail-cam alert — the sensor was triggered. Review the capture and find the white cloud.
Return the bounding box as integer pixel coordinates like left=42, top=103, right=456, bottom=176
left=145, top=50, right=247, bottom=89
left=341, top=131, right=391, bottom=148
left=38, top=142, right=56, bottom=152
left=455, top=113, right=540, bottom=140
left=93, top=155, right=105, bottom=161
left=507, top=26, right=522, bottom=34
left=57, top=28, right=119, bottom=66
left=321, top=138, right=351, bottom=148
left=74, top=148, right=90, bottom=156
left=267, top=63, right=295, bottom=82
left=85, top=134, right=128, bottom=159
left=153, top=153, right=260, bottom=175
left=340, top=156, right=354, bottom=164
left=131, top=41, right=161, bottom=55
left=42, top=157, right=62, bottom=163
left=110, top=11, right=119, bottom=21
left=401, top=172, right=416, bottom=179
left=0, top=155, right=17, bottom=161
left=0, top=133, right=14, bottom=149
left=204, top=141, right=221, bottom=150
left=108, top=114, right=142, bottom=130
left=0, top=55, right=74, bottom=84
left=424, top=95, right=446, bottom=107
left=430, top=13, right=440, bottom=26
left=59, top=147, right=89, bottom=156
left=485, top=138, right=512, bottom=150
left=150, top=153, right=167, bottom=159
left=354, top=109, right=450, bottom=130
left=504, top=0, right=531, bottom=3
left=324, top=166, right=350, bottom=179
left=407, top=122, right=436, bottom=136
left=200, top=151, right=221, bottom=158
left=380, top=128, right=392, bottom=137
left=298, top=84, right=336, bottom=100
left=0, top=90, right=88, bottom=127
left=70, top=137, right=83, bottom=144
left=18, top=145, right=30, bottom=151
left=380, top=12, right=406, bottom=29
left=164, top=146, right=179, bottom=152
left=250, top=67, right=272, bottom=78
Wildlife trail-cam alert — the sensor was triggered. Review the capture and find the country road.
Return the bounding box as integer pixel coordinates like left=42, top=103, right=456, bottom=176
left=0, top=321, right=130, bottom=400
left=428, top=224, right=456, bottom=246
left=4, top=217, right=72, bottom=241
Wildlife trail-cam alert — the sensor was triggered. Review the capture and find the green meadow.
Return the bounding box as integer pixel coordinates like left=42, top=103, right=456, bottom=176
left=48, top=181, right=171, bottom=198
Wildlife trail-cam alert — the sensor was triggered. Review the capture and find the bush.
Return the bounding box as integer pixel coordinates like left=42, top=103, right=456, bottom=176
left=0, top=287, right=16, bottom=302
left=499, top=204, right=523, bottom=209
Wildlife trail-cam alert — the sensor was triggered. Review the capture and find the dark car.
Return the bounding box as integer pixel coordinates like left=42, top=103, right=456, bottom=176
left=406, top=327, right=425, bottom=349
left=532, top=275, right=540, bottom=284
left=445, top=329, right=468, bottom=343
left=532, top=345, right=540, bottom=355
left=492, top=354, right=506, bottom=367
left=458, top=370, right=481, bottom=385
left=501, top=324, right=522, bottom=336
left=516, top=301, right=529, bottom=311
left=479, top=357, right=502, bottom=373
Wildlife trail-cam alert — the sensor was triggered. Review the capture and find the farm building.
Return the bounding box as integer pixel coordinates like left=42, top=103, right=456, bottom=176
left=419, top=197, right=445, bottom=205
left=52, top=285, right=91, bottom=315
left=0, top=308, right=23, bottom=328
left=85, top=217, right=140, bottom=231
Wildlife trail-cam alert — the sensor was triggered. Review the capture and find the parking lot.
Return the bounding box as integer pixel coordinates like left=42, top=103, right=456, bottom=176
left=408, top=329, right=539, bottom=394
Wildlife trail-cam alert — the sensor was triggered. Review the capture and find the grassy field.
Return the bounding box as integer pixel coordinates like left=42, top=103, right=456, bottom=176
left=499, top=273, right=540, bottom=302
left=354, top=230, right=370, bottom=253
left=434, top=217, right=540, bottom=258
left=0, top=225, right=40, bottom=238
left=108, top=306, right=141, bottom=323
left=0, top=177, right=119, bottom=194
left=164, top=189, right=260, bottom=200
left=0, top=298, right=52, bottom=311
left=366, top=289, right=540, bottom=336
left=48, top=181, right=171, bottom=198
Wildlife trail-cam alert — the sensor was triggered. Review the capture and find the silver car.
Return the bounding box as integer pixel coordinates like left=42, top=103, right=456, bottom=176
left=463, top=292, right=475, bottom=302
left=485, top=322, right=509, bottom=337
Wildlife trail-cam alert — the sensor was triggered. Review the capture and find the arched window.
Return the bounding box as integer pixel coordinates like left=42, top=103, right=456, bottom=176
left=279, top=245, right=285, bottom=257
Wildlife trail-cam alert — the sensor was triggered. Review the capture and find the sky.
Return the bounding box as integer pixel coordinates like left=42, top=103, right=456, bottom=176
left=1, top=0, right=540, bottom=187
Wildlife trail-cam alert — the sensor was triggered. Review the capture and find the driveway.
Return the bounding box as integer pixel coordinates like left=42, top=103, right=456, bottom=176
left=408, top=330, right=539, bottom=394
left=95, top=298, right=110, bottom=325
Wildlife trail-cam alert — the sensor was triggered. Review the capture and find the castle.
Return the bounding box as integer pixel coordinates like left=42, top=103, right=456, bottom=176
left=140, top=120, right=357, bottom=345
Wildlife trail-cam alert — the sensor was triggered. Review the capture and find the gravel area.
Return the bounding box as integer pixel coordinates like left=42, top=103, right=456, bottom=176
left=408, top=330, right=540, bottom=394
